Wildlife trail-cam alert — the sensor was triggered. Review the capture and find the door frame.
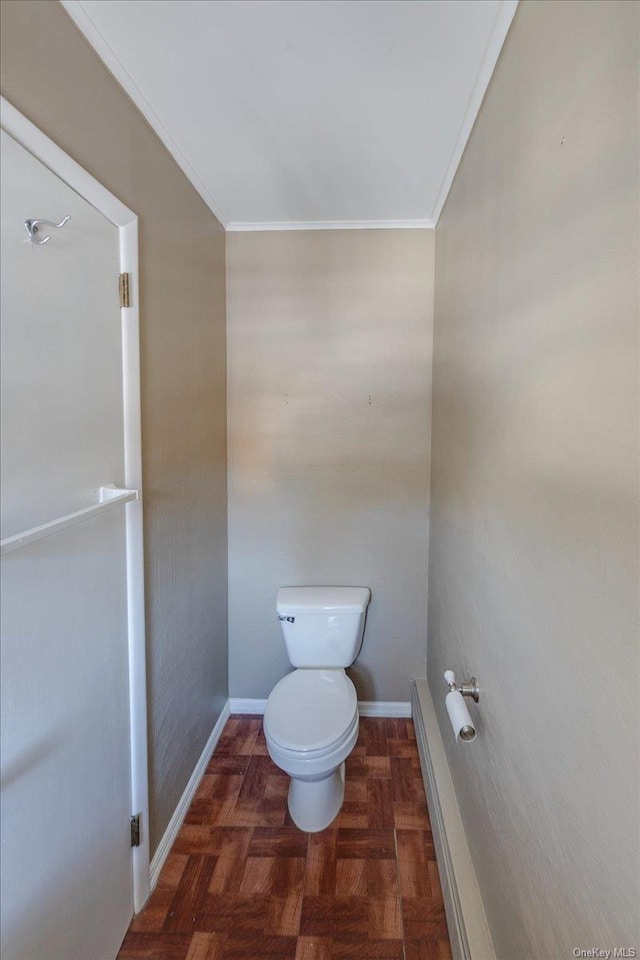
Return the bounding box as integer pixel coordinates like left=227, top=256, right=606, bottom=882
left=0, top=96, right=150, bottom=912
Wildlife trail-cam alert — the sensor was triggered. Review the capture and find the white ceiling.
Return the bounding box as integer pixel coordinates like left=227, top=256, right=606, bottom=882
left=62, top=0, right=517, bottom=230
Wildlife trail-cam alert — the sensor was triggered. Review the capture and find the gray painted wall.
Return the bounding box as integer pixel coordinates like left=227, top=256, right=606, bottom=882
left=227, top=229, right=434, bottom=702
left=428, top=2, right=639, bottom=957
left=0, top=0, right=229, bottom=856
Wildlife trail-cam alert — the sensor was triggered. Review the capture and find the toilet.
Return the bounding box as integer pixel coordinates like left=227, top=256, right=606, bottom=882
left=263, top=586, right=371, bottom=832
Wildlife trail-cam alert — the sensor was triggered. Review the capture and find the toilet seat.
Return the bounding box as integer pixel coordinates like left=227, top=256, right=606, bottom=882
left=264, top=668, right=357, bottom=755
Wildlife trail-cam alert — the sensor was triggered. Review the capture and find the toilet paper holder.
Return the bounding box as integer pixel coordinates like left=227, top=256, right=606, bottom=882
left=444, top=670, right=479, bottom=703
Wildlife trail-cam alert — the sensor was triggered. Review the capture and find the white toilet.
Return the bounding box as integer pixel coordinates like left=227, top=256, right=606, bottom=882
left=263, top=586, right=371, bottom=833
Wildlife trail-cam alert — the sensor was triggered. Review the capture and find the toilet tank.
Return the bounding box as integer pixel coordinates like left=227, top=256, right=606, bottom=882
left=276, top=586, right=371, bottom=668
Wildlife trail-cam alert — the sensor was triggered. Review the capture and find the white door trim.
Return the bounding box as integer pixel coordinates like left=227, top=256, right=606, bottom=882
left=0, top=96, right=150, bottom=912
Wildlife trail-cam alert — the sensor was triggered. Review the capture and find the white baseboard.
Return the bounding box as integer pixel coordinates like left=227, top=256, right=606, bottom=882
left=149, top=700, right=231, bottom=891
left=229, top=697, right=267, bottom=714
left=229, top=697, right=411, bottom=718
left=412, top=680, right=495, bottom=960
left=358, top=700, right=411, bottom=717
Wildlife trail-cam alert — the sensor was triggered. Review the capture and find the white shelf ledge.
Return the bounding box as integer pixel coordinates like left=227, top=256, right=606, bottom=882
left=1, top=486, right=139, bottom=556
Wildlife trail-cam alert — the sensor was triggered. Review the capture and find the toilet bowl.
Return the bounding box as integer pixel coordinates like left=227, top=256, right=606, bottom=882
left=264, top=668, right=359, bottom=832
left=263, top=586, right=370, bottom=832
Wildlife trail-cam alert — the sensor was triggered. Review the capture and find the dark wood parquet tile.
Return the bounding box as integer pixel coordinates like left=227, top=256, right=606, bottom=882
left=358, top=718, right=388, bottom=757
left=268, top=894, right=304, bottom=936
left=249, top=826, right=310, bottom=858
left=364, top=756, right=392, bottom=778
left=130, top=853, right=189, bottom=932
left=118, top=715, right=452, bottom=960
left=173, top=825, right=250, bottom=859
left=330, top=938, right=404, bottom=959
left=214, top=717, right=261, bottom=756
left=396, top=829, right=435, bottom=899
left=393, top=802, right=432, bottom=830
left=183, top=931, right=226, bottom=959
left=195, top=892, right=268, bottom=935
left=334, top=789, right=369, bottom=829
left=366, top=858, right=399, bottom=898
left=300, top=895, right=370, bottom=937
left=336, top=828, right=396, bottom=860
left=239, top=856, right=306, bottom=895
left=305, top=830, right=338, bottom=895
left=405, top=939, right=453, bottom=960
left=117, top=932, right=193, bottom=959
left=367, top=779, right=395, bottom=830
left=335, top=859, right=367, bottom=897
left=164, top=856, right=217, bottom=932
left=197, top=774, right=244, bottom=801
left=369, top=894, right=403, bottom=940
left=401, top=897, right=448, bottom=940
left=295, top=936, right=333, bottom=960
left=222, top=932, right=298, bottom=958
left=205, top=755, right=251, bottom=776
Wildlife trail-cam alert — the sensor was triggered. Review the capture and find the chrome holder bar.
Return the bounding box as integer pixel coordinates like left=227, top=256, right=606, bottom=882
left=445, top=671, right=480, bottom=703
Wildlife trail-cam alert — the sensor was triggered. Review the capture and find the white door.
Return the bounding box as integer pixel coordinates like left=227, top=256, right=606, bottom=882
left=1, top=130, right=135, bottom=959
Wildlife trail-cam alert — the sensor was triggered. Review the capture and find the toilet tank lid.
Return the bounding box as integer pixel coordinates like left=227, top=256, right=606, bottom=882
left=277, top=586, right=371, bottom=614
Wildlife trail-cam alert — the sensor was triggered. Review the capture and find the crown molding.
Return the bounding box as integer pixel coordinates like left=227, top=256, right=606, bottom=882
left=60, top=0, right=231, bottom=228
left=430, top=0, right=519, bottom=224
left=227, top=219, right=434, bottom=232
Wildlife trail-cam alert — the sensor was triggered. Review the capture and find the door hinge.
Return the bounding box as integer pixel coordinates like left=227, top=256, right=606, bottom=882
left=130, top=813, right=141, bottom=848
left=119, top=272, right=131, bottom=308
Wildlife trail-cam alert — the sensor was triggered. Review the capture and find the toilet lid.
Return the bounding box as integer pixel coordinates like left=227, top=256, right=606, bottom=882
left=264, top=669, right=358, bottom=753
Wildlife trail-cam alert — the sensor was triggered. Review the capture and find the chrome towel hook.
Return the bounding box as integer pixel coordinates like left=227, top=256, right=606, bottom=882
left=24, top=215, right=71, bottom=245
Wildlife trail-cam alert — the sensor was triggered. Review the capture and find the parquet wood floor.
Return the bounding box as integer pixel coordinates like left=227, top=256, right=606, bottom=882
left=117, top=716, right=452, bottom=960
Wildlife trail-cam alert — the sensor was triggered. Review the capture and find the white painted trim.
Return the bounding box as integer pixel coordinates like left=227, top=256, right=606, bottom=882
left=149, top=701, right=231, bottom=891
left=0, top=99, right=134, bottom=225
left=229, top=697, right=411, bottom=718
left=229, top=698, right=268, bottom=715
left=412, top=680, right=495, bottom=960
left=227, top=219, right=434, bottom=232
left=60, top=0, right=230, bottom=229
left=430, top=0, right=519, bottom=224
left=0, top=97, right=151, bottom=913
left=358, top=700, right=411, bottom=717
left=119, top=216, right=149, bottom=914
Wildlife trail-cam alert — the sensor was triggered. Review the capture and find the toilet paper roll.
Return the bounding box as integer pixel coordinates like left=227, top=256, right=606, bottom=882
left=445, top=689, right=476, bottom=742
